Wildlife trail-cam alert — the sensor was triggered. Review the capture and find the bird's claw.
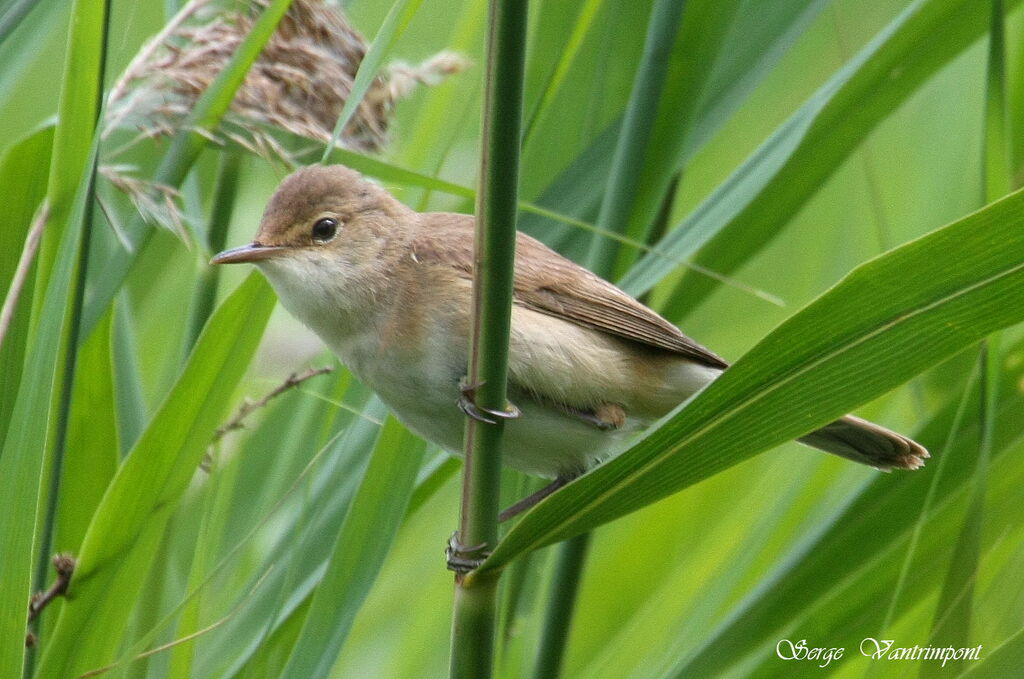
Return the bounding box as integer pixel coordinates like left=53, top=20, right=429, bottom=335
left=446, top=531, right=491, bottom=574
left=457, top=380, right=520, bottom=424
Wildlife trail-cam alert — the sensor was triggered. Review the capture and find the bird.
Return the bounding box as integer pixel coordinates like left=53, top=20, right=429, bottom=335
left=211, top=164, right=928, bottom=517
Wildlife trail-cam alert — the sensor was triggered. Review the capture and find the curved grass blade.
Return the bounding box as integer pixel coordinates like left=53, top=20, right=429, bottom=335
left=94, top=382, right=376, bottom=679
left=586, top=0, right=687, bottom=275
left=280, top=416, right=425, bottom=679
left=34, top=273, right=275, bottom=678
left=518, top=0, right=830, bottom=261
left=0, top=0, right=108, bottom=669
left=477, top=185, right=1024, bottom=574
left=0, top=125, right=54, bottom=445
left=608, top=0, right=831, bottom=278
left=929, top=0, right=1009, bottom=650
left=44, top=310, right=119, bottom=643
left=664, top=362, right=1024, bottom=677
left=30, top=7, right=113, bottom=670
left=957, top=625, right=1024, bottom=678
left=619, top=0, right=1022, bottom=308
left=80, top=0, right=295, bottom=338
left=206, top=399, right=388, bottom=679
left=733, top=437, right=1023, bottom=677
left=0, top=143, right=96, bottom=678
left=320, top=0, right=425, bottom=162
left=32, top=0, right=108, bottom=302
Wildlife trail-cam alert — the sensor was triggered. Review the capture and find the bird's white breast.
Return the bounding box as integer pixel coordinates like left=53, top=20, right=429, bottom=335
left=255, top=255, right=717, bottom=479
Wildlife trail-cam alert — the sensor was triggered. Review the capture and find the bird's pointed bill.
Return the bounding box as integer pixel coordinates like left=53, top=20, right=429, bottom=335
left=211, top=243, right=287, bottom=264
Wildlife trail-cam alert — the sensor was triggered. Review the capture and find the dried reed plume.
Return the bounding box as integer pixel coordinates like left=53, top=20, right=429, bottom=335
left=100, top=0, right=465, bottom=235
left=106, top=0, right=466, bottom=154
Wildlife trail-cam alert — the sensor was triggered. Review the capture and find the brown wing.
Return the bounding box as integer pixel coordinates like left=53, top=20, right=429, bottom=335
left=412, top=213, right=728, bottom=369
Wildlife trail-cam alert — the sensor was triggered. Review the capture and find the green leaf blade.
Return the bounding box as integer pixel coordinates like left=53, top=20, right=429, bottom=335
left=34, top=273, right=275, bottom=678
left=619, top=0, right=1021, bottom=307
left=0, top=125, right=54, bottom=446
left=480, top=186, right=1024, bottom=572
left=320, top=0, right=425, bottom=162
left=0, top=160, right=88, bottom=677
left=281, top=416, right=425, bottom=679
left=0, top=0, right=107, bottom=664
left=80, top=0, right=296, bottom=338
left=958, top=625, right=1024, bottom=679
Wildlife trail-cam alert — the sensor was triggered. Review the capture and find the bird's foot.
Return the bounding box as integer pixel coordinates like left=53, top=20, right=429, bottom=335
left=570, top=403, right=626, bottom=431
left=499, top=476, right=573, bottom=521
left=457, top=379, right=521, bottom=425
left=446, top=532, right=491, bottom=574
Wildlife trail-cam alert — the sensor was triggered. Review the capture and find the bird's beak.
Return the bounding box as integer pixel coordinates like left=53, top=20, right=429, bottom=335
left=210, top=242, right=286, bottom=265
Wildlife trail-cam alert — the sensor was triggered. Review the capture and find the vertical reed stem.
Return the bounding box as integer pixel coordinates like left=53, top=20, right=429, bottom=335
left=449, top=0, right=528, bottom=677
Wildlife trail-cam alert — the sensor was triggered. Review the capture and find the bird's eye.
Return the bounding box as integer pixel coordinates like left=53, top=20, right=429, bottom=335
left=312, top=217, right=338, bottom=243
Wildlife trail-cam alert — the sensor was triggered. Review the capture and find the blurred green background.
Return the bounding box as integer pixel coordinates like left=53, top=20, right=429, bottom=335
left=2, top=0, right=1023, bottom=677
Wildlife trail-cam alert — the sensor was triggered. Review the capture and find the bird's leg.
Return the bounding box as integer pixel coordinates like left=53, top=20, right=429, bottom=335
left=457, top=379, right=521, bottom=424
left=531, top=393, right=626, bottom=431
left=500, top=475, right=577, bottom=522
left=566, top=403, right=626, bottom=430
left=446, top=531, right=492, bottom=573
left=447, top=477, right=576, bottom=572
left=449, top=380, right=524, bottom=572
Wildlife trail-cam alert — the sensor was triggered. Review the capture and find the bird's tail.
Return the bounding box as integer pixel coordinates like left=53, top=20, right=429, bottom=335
left=798, top=415, right=928, bottom=471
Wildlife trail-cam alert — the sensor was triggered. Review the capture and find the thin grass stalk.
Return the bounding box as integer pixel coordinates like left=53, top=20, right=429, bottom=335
left=28, top=161, right=104, bottom=661
left=586, top=0, right=687, bottom=280
left=449, top=1, right=527, bottom=677
left=524, top=183, right=684, bottom=679
left=638, top=171, right=680, bottom=306
left=25, top=4, right=110, bottom=675
left=81, top=0, right=296, bottom=338
left=0, top=203, right=47, bottom=352
left=27, top=172, right=100, bottom=679
left=928, top=346, right=996, bottom=646
left=978, top=0, right=1007, bottom=517
left=530, top=16, right=688, bottom=672
left=183, top=148, right=241, bottom=354
left=974, top=0, right=1007, bottom=579
left=31, top=0, right=111, bottom=547
left=929, top=0, right=1007, bottom=647
left=984, top=0, right=1010, bottom=203
left=4, top=132, right=103, bottom=679
left=530, top=532, right=591, bottom=679
left=319, top=0, right=424, bottom=162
